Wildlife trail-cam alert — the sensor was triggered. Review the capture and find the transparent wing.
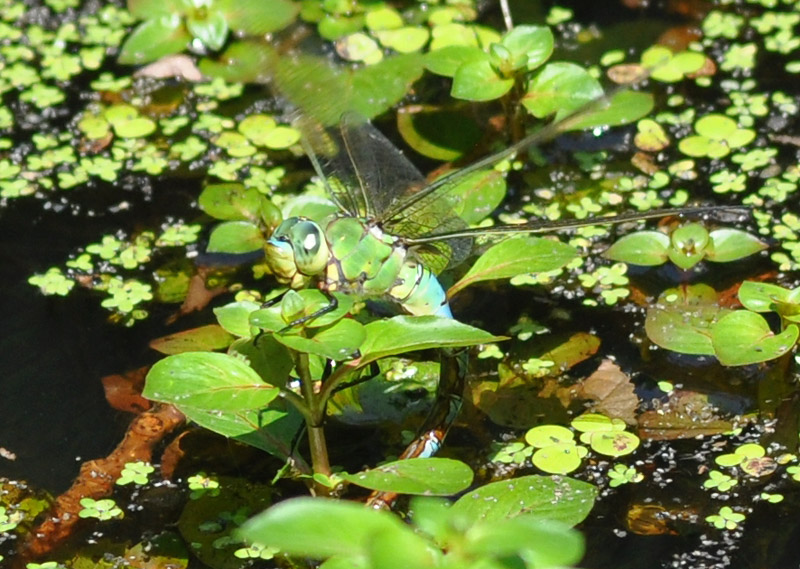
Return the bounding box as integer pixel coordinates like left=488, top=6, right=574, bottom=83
left=297, top=112, right=471, bottom=273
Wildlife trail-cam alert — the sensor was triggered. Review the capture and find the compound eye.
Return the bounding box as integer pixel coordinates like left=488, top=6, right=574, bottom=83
left=290, top=220, right=329, bottom=275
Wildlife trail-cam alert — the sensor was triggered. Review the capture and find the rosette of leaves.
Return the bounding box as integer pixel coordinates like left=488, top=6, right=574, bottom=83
left=119, top=0, right=299, bottom=65
left=603, top=222, right=766, bottom=270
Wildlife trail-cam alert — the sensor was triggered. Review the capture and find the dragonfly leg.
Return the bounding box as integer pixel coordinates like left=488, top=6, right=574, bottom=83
left=278, top=290, right=339, bottom=333
left=366, top=347, right=468, bottom=510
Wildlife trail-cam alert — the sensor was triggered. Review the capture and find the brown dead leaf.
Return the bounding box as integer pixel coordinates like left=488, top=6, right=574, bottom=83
left=638, top=389, right=743, bottom=440
left=576, top=359, right=638, bottom=425
left=101, top=366, right=151, bottom=413
left=134, top=54, right=204, bottom=81
left=167, top=270, right=227, bottom=324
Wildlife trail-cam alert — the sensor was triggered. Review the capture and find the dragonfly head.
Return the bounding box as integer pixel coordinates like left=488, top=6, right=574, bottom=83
left=265, top=217, right=330, bottom=287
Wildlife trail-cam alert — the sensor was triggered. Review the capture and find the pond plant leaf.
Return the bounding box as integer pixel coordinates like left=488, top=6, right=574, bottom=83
left=448, top=237, right=577, bottom=297
left=240, top=497, right=416, bottom=560
left=276, top=318, right=366, bottom=361
left=206, top=220, right=265, bottom=254
left=179, top=405, right=302, bottom=459
left=359, top=316, right=503, bottom=364
left=144, top=352, right=279, bottom=412
left=603, top=230, right=670, bottom=266
left=450, top=475, right=597, bottom=527
left=711, top=310, right=799, bottom=366
left=645, top=284, right=729, bottom=356
left=523, top=62, right=603, bottom=120
left=118, top=15, right=190, bottom=65
left=149, top=324, right=235, bottom=354
left=705, top=228, right=768, bottom=262
left=340, top=458, right=473, bottom=494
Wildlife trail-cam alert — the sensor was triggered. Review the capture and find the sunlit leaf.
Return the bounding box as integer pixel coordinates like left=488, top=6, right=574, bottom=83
left=149, top=324, right=235, bottom=355
left=118, top=15, right=189, bottom=65
left=207, top=220, right=265, bottom=253
left=359, top=316, right=503, bottom=364
left=341, top=458, right=473, bottom=494
left=144, top=352, right=279, bottom=411
left=450, top=475, right=597, bottom=527
left=523, top=62, right=603, bottom=119
left=711, top=311, right=799, bottom=366
left=240, top=498, right=413, bottom=559
left=603, top=231, right=670, bottom=266
left=449, top=237, right=577, bottom=297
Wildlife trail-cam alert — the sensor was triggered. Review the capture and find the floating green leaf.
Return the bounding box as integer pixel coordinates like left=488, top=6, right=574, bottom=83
left=711, top=310, right=799, bottom=366
left=450, top=475, right=597, bottom=527
left=341, top=458, right=473, bottom=494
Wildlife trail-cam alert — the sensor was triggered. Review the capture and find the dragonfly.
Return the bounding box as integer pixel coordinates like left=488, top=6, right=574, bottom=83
left=265, top=104, right=729, bottom=325
left=263, top=100, right=739, bottom=505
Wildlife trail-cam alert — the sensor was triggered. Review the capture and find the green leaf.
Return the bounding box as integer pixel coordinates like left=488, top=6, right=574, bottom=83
left=448, top=168, right=507, bottom=225
left=148, top=324, right=235, bottom=355
left=187, top=9, right=229, bottom=51
left=276, top=318, right=365, bottom=361
left=465, top=517, right=584, bottom=567
left=565, top=90, right=654, bottom=130
left=127, top=0, right=174, bottom=19
left=396, top=107, right=482, bottom=161
left=144, top=352, right=279, bottom=411
left=523, top=62, right=603, bottom=119
left=450, top=475, right=597, bottom=527
left=180, top=404, right=301, bottom=459
left=340, top=458, right=473, bottom=494
left=449, top=236, right=577, bottom=297
left=359, top=316, right=504, bottom=364
left=738, top=281, right=791, bottom=313
left=118, top=15, right=190, bottom=65
left=213, top=301, right=260, bottom=338
left=499, top=25, right=553, bottom=71
left=230, top=336, right=294, bottom=388
left=451, top=58, right=513, bottom=101
left=199, top=40, right=275, bottom=82
left=645, top=284, right=727, bottom=356
left=217, top=0, right=299, bottom=35
left=239, top=498, right=412, bottom=559
left=251, top=290, right=354, bottom=331
left=207, top=220, right=265, bottom=253
left=424, top=45, right=485, bottom=77
left=712, top=311, right=799, bottom=366
left=366, top=524, right=440, bottom=569
left=199, top=182, right=276, bottom=222
left=603, top=231, right=670, bottom=266
left=706, top=228, right=767, bottom=262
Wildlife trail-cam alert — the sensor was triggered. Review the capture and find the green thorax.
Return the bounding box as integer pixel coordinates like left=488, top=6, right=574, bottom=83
left=323, top=216, right=405, bottom=296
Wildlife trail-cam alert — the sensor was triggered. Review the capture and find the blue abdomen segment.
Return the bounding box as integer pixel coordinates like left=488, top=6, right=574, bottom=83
left=389, top=261, right=452, bottom=318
